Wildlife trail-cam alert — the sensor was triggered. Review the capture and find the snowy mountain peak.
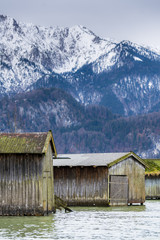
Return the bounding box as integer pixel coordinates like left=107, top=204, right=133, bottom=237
left=1, top=15, right=160, bottom=117
left=0, top=15, right=117, bottom=93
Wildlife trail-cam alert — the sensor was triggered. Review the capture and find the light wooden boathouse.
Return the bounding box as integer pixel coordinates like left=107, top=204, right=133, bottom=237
left=53, top=152, right=146, bottom=206
left=0, top=130, right=57, bottom=216
left=144, top=159, right=160, bottom=199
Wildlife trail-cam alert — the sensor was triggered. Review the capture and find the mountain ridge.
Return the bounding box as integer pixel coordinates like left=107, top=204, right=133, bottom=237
left=1, top=14, right=160, bottom=116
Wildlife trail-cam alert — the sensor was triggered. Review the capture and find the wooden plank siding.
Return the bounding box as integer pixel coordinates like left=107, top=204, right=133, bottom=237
left=109, top=157, right=145, bottom=204
left=0, top=131, right=56, bottom=216
left=0, top=153, right=54, bottom=215
left=0, top=154, right=45, bottom=216
left=143, top=159, right=160, bottom=199
left=42, top=143, right=54, bottom=214
left=54, top=166, right=109, bottom=206
left=145, top=176, right=160, bottom=199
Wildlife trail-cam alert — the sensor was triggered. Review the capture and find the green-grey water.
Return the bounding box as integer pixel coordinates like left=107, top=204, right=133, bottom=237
left=0, top=200, right=159, bottom=240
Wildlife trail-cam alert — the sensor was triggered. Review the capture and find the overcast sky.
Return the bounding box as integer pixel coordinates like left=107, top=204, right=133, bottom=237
left=1, top=0, right=160, bottom=47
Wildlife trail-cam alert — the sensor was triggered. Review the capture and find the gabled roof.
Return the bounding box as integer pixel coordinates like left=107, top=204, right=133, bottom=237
left=53, top=152, right=147, bottom=167
left=0, top=130, right=57, bottom=156
left=108, top=152, right=147, bottom=168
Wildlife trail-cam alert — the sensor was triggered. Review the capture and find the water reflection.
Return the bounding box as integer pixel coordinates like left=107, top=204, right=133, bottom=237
left=0, top=201, right=159, bottom=240
left=72, top=204, right=146, bottom=212
left=0, top=215, right=56, bottom=239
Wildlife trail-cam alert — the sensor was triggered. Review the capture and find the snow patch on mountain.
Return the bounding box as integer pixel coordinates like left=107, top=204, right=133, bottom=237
left=38, top=100, right=78, bottom=127
left=133, top=56, right=143, bottom=62
left=76, top=91, right=102, bottom=106
left=140, top=135, right=160, bottom=158
left=112, top=75, right=160, bottom=115
left=92, top=50, right=118, bottom=74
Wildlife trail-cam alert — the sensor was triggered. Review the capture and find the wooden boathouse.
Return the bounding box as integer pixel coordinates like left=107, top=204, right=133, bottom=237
left=0, top=130, right=57, bottom=216
left=143, top=159, right=160, bottom=199
left=53, top=152, right=146, bottom=206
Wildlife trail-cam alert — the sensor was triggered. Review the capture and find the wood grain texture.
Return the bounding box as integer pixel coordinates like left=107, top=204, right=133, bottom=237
left=54, top=166, right=109, bottom=206
left=145, top=176, right=160, bottom=199
left=0, top=141, right=54, bottom=215
left=109, top=175, right=128, bottom=206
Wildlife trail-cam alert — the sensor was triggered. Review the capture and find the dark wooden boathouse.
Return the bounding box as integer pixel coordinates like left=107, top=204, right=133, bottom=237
left=54, top=152, right=146, bottom=206
left=0, top=130, right=57, bottom=216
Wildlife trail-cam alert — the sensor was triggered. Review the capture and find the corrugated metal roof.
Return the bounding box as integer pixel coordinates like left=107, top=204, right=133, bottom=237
left=53, top=152, right=131, bottom=167
left=0, top=132, right=53, bottom=154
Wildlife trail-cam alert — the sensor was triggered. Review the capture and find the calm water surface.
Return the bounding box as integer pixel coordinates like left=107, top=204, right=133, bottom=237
left=0, top=200, right=159, bottom=240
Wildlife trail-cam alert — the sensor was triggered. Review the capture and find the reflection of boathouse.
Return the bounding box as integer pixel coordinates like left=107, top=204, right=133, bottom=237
left=144, top=159, right=160, bottom=199
left=54, top=152, right=146, bottom=206
left=0, top=131, right=57, bottom=216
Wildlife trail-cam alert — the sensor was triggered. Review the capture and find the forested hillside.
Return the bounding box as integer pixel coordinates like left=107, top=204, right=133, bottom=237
left=1, top=87, right=160, bottom=157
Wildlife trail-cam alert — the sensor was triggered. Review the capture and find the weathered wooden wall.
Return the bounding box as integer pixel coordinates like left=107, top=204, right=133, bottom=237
left=109, top=157, right=145, bottom=204
left=0, top=142, right=54, bottom=216
left=54, top=166, right=109, bottom=206
left=0, top=153, right=44, bottom=216
left=42, top=142, right=54, bottom=214
left=145, top=176, right=160, bottom=199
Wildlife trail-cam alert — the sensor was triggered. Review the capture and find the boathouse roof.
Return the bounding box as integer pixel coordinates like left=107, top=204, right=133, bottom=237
left=54, top=152, right=146, bottom=167
left=0, top=130, right=57, bottom=155
left=143, top=159, right=160, bottom=176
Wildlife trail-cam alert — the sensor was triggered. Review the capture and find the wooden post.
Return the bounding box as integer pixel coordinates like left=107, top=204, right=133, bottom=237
left=108, top=173, right=110, bottom=205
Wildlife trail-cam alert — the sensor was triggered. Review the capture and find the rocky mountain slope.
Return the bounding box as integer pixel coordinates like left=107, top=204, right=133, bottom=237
left=1, top=15, right=160, bottom=116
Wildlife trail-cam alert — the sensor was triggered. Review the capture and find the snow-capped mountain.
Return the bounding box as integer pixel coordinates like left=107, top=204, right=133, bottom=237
left=1, top=14, right=160, bottom=116
left=0, top=14, right=115, bottom=92
left=59, top=40, right=160, bottom=115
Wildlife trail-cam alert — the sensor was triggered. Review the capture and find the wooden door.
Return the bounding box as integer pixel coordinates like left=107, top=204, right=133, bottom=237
left=109, top=175, right=128, bottom=206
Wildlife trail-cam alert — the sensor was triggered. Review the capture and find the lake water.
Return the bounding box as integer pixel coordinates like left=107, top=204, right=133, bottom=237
left=0, top=200, right=159, bottom=240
